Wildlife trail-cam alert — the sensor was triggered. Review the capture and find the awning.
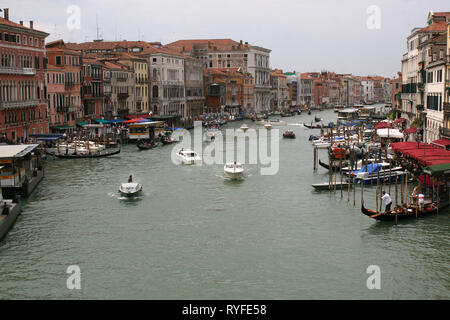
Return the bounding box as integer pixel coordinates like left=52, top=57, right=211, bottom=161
left=109, top=118, right=126, bottom=123
left=95, top=119, right=111, bottom=124
left=431, top=138, right=450, bottom=148
left=423, top=163, right=450, bottom=176
left=404, top=126, right=417, bottom=134
left=76, top=121, right=87, bottom=126
left=52, top=125, right=75, bottom=130
left=376, top=128, right=404, bottom=139
left=394, top=118, right=406, bottom=124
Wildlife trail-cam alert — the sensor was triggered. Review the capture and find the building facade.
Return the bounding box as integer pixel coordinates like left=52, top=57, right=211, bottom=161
left=0, top=10, right=49, bottom=142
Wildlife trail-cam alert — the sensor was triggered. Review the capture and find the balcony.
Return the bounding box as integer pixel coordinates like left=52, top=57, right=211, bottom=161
left=118, top=92, right=129, bottom=99
left=444, top=102, right=450, bottom=115
left=0, top=99, right=41, bottom=110
left=136, top=95, right=143, bottom=101
left=440, top=127, right=450, bottom=139
left=117, top=77, right=128, bottom=82
left=0, top=66, right=36, bottom=75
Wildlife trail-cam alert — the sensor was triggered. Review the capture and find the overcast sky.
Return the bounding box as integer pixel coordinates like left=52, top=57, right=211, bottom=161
left=3, top=0, right=449, bottom=77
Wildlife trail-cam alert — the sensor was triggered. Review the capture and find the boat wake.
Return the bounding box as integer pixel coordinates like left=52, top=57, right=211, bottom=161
left=288, top=123, right=303, bottom=126
left=108, top=191, right=147, bottom=200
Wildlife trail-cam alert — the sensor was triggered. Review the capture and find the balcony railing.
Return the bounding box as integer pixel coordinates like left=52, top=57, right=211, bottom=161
left=136, top=95, right=143, bottom=101
left=118, top=93, right=129, bottom=99
left=440, top=127, right=450, bottom=138
left=0, top=66, right=36, bottom=75
left=0, top=99, right=41, bottom=109
left=444, top=102, right=450, bottom=115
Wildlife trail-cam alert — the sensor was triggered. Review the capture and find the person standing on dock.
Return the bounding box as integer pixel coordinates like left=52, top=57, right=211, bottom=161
left=380, top=191, right=392, bottom=212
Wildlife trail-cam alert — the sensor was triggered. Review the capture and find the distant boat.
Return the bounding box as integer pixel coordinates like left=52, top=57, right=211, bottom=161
left=283, top=130, right=296, bottom=138
left=240, top=124, right=249, bottom=132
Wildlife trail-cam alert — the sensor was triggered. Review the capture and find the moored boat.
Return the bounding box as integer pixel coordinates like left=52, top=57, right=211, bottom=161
left=137, top=140, right=158, bottom=150
left=361, top=201, right=445, bottom=221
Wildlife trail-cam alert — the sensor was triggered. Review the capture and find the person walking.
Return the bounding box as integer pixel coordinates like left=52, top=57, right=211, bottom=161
left=379, top=191, right=392, bottom=212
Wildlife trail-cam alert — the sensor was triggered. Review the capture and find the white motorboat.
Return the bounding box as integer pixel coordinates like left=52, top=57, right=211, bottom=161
left=205, top=128, right=220, bottom=141
left=240, top=124, right=249, bottom=132
left=224, top=162, right=244, bottom=180
left=177, top=149, right=202, bottom=165
left=119, top=182, right=143, bottom=197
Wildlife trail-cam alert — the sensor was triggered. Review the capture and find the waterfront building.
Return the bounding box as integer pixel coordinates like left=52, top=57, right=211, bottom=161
left=392, top=72, right=402, bottom=111
left=361, top=78, right=374, bottom=104
left=182, top=57, right=204, bottom=125
left=81, top=57, right=105, bottom=121
left=45, top=64, right=67, bottom=128
left=284, top=72, right=298, bottom=107
left=270, top=69, right=288, bottom=112
left=443, top=18, right=450, bottom=140
left=401, top=11, right=449, bottom=130
left=45, top=40, right=82, bottom=131
left=0, top=10, right=49, bottom=142
left=299, top=74, right=314, bottom=107
left=421, top=33, right=447, bottom=142
left=167, top=39, right=271, bottom=113
left=117, top=53, right=149, bottom=116
left=203, top=68, right=252, bottom=115
left=100, top=60, right=134, bottom=119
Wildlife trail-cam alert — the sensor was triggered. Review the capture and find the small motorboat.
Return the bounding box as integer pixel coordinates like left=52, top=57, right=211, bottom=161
left=283, top=130, right=296, bottom=139
left=161, top=136, right=175, bottom=145
left=307, top=110, right=311, bottom=115
left=314, top=116, right=323, bottom=122
left=137, top=140, right=158, bottom=150
left=177, top=149, right=202, bottom=165
left=119, top=182, right=143, bottom=197
left=240, top=124, right=249, bottom=132
left=224, top=162, right=244, bottom=180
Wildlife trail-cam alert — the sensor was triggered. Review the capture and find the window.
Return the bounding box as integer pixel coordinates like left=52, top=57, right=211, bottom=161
left=16, top=35, right=20, bottom=43
left=0, top=32, right=2, bottom=41
left=152, top=58, right=157, bottom=62
left=55, top=56, right=62, bottom=66
left=23, top=36, right=26, bottom=45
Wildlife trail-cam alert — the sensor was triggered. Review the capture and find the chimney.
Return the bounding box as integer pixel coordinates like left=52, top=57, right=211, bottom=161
left=240, top=40, right=243, bottom=44
left=19, top=21, right=23, bottom=25
left=29, top=20, right=33, bottom=29
left=4, top=8, right=9, bottom=20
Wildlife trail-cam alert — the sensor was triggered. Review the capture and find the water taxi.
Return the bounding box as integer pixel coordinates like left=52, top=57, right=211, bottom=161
left=119, top=182, right=143, bottom=197
left=177, top=149, right=202, bottom=165
left=224, top=162, right=244, bottom=180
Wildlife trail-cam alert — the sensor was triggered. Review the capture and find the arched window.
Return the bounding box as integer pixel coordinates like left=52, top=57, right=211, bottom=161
left=152, top=85, right=158, bottom=98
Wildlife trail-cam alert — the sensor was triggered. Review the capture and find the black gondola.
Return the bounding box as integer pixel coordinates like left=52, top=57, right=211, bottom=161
left=137, top=141, right=158, bottom=150
left=361, top=202, right=445, bottom=221
left=303, top=123, right=322, bottom=129
left=318, top=159, right=343, bottom=172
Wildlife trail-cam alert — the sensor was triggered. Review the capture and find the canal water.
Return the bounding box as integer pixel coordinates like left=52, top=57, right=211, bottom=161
left=0, top=107, right=449, bottom=299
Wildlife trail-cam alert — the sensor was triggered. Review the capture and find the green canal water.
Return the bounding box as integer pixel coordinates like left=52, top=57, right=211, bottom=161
left=0, top=108, right=449, bottom=299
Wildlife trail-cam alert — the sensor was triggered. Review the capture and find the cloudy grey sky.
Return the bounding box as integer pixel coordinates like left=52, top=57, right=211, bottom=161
left=3, top=0, right=449, bottom=77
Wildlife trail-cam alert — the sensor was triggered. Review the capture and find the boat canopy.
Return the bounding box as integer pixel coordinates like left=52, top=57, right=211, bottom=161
left=353, top=163, right=383, bottom=174
left=376, top=128, right=404, bottom=139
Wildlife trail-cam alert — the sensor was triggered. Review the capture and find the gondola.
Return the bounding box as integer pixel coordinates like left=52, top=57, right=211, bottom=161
left=318, top=159, right=342, bottom=171
left=161, top=136, right=175, bottom=145
left=137, top=141, right=158, bottom=150
left=51, top=148, right=121, bottom=159
left=361, top=202, right=444, bottom=221
left=303, top=123, right=321, bottom=129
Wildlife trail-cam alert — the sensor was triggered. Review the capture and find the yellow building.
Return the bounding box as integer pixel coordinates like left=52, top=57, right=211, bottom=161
left=118, top=53, right=149, bottom=115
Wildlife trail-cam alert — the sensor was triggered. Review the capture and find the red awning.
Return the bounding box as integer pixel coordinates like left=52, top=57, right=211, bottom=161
left=390, top=141, right=450, bottom=166
left=394, top=118, right=406, bottom=124
left=431, top=138, right=450, bottom=147
left=404, top=126, right=417, bottom=134
left=374, top=122, right=390, bottom=129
